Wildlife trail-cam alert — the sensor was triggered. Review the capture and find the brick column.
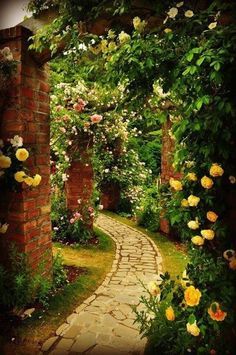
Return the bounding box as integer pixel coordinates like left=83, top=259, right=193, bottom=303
left=0, top=26, right=52, bottom=273
left=101, top=182, right=120, bottom=211
left=65, top=133, right=94, bottom=226
left=160, top=118, right=182, bottom=234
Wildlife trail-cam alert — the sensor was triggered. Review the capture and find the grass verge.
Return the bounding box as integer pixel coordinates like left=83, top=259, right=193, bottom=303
left=0, top=227, right=115, bottom=355
left=103, top=211, right=189, bottom=279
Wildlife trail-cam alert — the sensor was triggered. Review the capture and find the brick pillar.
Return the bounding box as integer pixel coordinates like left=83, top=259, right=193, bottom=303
left=101, top=182, right=120, bottom=211
left=65, top=133, right=94, bottom=227
left=161, top=118, right=182, bottom=184
left=160, top=118, right=182, bottom=234
left=0, top=26, right=52, bottom=273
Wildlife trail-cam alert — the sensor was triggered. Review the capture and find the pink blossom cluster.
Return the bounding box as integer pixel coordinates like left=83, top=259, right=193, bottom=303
left=70, top=211, right=82, bottom=224
left=73, top=98, right=86, bottom=112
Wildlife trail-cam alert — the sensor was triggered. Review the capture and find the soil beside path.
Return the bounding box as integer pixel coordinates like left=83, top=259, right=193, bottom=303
left=41, top=213, right=163, bottom=355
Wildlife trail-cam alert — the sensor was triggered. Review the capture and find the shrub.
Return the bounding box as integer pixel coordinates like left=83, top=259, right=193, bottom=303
left=136, top=185, right=160, bottom=232
left=0, top=246, right=67, bottom=310
left=52, top=192, right=94, bottom=244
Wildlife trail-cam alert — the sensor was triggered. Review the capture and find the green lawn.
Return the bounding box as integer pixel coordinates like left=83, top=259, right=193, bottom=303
left=103, top=211, right=189, bottom=279
left=0, top=227, right=115, bottom=355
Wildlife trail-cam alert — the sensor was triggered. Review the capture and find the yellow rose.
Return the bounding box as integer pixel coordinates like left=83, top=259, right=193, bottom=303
left=210, top=163, right=224, bottom=177
left=148, top=281, right=159, bottom=296
left=118, top=31, right=131, bottom=44
left=187, top=195, right=200, bottom=207
left=14, top=171, right=27, bottom=183
left=165, top=306, right=175, bottom=321
left=164, top=28, right=172, bottom=33
left=0, top=223, right=9, bottom=234
left=32, top=174, right=42, bottom=187
left=24, top=176, right=34, bottom=186
left=208, top=302, right=227, bottom=321
left=181, top=199, right=189, bottom=207
left=169, top=178, right=183, bottom=191
left=184, top=285, right=201, bottom=306
left=201, top=229, right=215, bottom=240
left=15, top=148, right=29, bottom=162
left=186, top=172, right=197, bottom=181
left=187, top=220, right=200, bottom=230
left=223, top=249, right=235, bottom=261
left=191, top=236, right=204, bottom=246
left=201, top=176, right=214, bottom=189
left=206, top=211, right=218, bottom=223
left=0, top=155, right=11, bottom=168
left=229, top=258, right=236, bottom=270
left=186, top=321, right=200, bottom=336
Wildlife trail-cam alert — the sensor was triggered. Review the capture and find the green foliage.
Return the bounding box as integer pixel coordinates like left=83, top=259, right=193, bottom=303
left=0, top=246, right=51, bottom=309
left=52, top=253, right=68, bottom=288
left=51, top=192, right=94, bottom=244
left=136, top=185, right=160, bottom=232
left=0, top=246, right=68, bottom=310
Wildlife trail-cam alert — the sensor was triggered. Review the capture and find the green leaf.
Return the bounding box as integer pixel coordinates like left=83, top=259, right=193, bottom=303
left=188, top=314, right=196, bottom=325
left=190, top=66, right=197, bottom=75
left=182, top=67, right=191, bottom=76
left=196, top=99, right=203, bottom=110
left=186, top=52, right=194, bottom=62
left=214, top=62, right=221, bottom=71
left=196, top=57, right=205, bottom=66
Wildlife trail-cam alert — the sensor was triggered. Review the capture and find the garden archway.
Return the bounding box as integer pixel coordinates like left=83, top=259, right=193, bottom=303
left=0, top=5, right=177, bottom=272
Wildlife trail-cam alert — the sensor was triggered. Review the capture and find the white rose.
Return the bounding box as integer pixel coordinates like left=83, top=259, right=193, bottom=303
left=208, top=22, right=217, bottom=30
left=185, top=10, right=194, bottom=18
left=167, top=7, right=178, bottom=19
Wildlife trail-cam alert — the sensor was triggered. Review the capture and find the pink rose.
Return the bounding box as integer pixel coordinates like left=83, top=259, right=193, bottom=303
left=70, top=218, right=75, bottom=224
left=90, top=114, right=103, bottom=124
left=73, top=99, right=86, bottom=112
left=74, top=212, right=82, bottom=219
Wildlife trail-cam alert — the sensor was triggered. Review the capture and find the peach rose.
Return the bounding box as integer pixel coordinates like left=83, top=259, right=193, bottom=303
left=208, top=302, right=227, bottom=321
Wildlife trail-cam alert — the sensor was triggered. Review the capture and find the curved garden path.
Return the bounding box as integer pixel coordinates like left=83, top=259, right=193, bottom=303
left=42, top=214, right=163, bottom=355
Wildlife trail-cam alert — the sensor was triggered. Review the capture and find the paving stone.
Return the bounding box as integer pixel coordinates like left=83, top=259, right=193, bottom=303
left=113, top=323, right=140, bottom=338
left=62, top=325, right=83, bottom=339
left=89, top=344, right=126, bottom=355
left=56, top=323, right=70, bottom=336
left=71, top=332, right=97, bottom=353
left=57, top=338, right=74, bottom=350
left=42, top=336, right=58, bottom=352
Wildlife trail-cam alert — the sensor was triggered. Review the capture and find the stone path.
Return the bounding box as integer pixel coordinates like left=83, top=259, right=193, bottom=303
left=42, top=214, right=163, bottom=355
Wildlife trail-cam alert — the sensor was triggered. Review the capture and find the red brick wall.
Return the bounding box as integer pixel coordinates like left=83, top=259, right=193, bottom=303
left=0, top=26, right=52, bottom=273
left=160, top=118, right=181, bottom=234
left=65, top=134, right=94, bottom=226
left=101, top=182, right=120, bottom=211
left=161, top=118, right=182, bottom=184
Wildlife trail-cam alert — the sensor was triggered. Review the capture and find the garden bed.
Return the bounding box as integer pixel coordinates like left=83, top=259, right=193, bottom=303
left=0, top=227, right=115, bottom=355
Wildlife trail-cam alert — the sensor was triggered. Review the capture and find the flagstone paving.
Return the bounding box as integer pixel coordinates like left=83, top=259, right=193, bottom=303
left=42, top=214, right=163, bottom=355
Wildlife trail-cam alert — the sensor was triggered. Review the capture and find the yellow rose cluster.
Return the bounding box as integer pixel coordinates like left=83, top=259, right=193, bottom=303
left=200, top=163, right=224, bottom=189
left=191, top=229, right=215, bottom=246
left=169, top=178, right=183, bottom=191
left=14, top=171, right=42, bottom=187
